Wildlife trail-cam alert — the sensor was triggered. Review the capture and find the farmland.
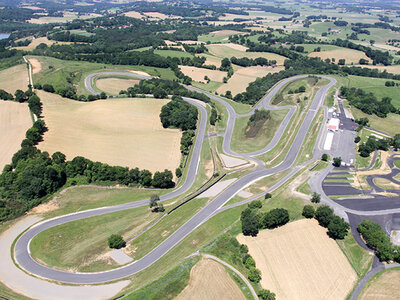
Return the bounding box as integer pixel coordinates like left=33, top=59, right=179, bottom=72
left=237, top=219, right=357, bottom=300
left=175, top=259, right=246, bottom=300
left=359, top=269, right=400, bottom=299
left=95, top=77, right=140, bottom=95
left=308, top=48, right=371, bottom=65
left=0, top=64, right=29, bottom=94
left=0, top=101, right=32, bottom=171
left=179, top=65, right=227, bottom=83
left=37, top=91, right=182, bottom=173
left=14, top=37, right=71, bottom=51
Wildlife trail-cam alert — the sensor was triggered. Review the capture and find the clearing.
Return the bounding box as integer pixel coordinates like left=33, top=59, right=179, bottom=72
left=359, top=269, right=400, bottom=299
left=237, top=219, right=357, bottom=300
left=217, top=66, right=284, bottom=95
left=0, top=64, right=29, bottom=94
left=179, top=65, right=227, bottom=83
left=0, top=101, right=32, bottom=171
left=123, top=11, right=143, bottom=19
left=308, top=48, right=371, bottom=64
left=175, top=258, right=246, bottom=300
left=37, top=91, right=182, bottom=174
left=95, top=77, right=140, bottom=95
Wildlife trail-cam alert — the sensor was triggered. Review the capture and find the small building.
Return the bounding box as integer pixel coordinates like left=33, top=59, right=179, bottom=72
left=328, top=118, right=340, bottom=131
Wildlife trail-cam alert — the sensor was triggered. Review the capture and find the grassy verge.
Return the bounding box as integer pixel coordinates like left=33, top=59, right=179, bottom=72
left=231, top=109, right=288, bottom=153
left=123, top=256, right=200, bottom=300
left=395, top=160, right=400, bottom=169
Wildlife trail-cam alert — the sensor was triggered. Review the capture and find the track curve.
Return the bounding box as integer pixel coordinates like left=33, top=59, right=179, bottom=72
left=14, top=73, right=336, bottom=284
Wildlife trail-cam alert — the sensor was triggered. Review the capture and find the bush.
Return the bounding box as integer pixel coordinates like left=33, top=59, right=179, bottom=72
left=241, top=208, right=259, bottom=236
left=302, top=205, right=315, bottom=218
left=354, top=136, right=361, bottom=143
left=321, top=153, right=329, bottom=161
left=327, top=216, right=350, bottom=239
left=248, top=200, right=262, bottom=209
left=245, top=256, right=256, bottom=268
left=264, top=193, right=272, bottom=199
left=108, top=234, right=126, bottom=249
left=175, top=168, right=182, bottom=178
left=311, top=192, right=321, bottom=203
left=42, top=84, right=55, bottom=93
left=315, top=206, right=334, bottom=227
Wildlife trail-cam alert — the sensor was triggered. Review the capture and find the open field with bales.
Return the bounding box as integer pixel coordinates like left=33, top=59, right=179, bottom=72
left=0, top=101, right=32, bottom=171
left=359, top=269, right=400, bottom=300
left=179, top=65, right=227, bottom=83
left=0, top=64, right=29, bottom=94
left=308, top=48, right=371, bottom=64
left=175, top=259, right=246, bottom=300
left=95, top=77, right=140, bottom=95
left=237, top=219, right=357, bottom=300
left=37, top=90, right=182, bottom=173
left=217, top=66, right=284, bottom=95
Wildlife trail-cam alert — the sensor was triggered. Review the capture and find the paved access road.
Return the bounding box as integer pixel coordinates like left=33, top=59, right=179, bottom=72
left=14, top=73, right=336, bottom=284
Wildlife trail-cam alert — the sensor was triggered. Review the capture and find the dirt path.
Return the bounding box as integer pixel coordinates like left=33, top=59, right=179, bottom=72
left=0, top=216, right=130, bottom=300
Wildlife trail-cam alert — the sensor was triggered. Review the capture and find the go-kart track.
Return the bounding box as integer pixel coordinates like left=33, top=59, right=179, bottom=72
left=12, top=71, right=400, bottom=294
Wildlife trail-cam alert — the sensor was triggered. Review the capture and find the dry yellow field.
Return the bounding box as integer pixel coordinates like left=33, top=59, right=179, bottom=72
left=176, top=259, right=246, bottom=300
left=28, top=12, right=101, bottom=24
left=354, top=64, right=400, bottom=74
left=37, top=91, right=182, bottom=174
left=218, top=14, right=252, bottom=21
left=0, top=64, right=29, bottom=94
left=0, top=101, right=32, bottom=171
left=123, top=11, right=143, bottom=19
left=308, top=48, right=371, bottom=64
left=179, top=65, right=227, bottom=83
left=237, top=219, right=357, bottom=300
left=143, top=12, right=180, bottom=20
left=206, top=44, right=286, bottom=65
left=14, top=37, right=71, bottom=51
left=28, top=58, right=42, bottom=74
left=209, top=30, right=245, bottom=37
left=360, top=270, right=400, bottom=299
left=95, top=78, right=139, bottom=95
left=217, top=66, right=284, bottom=95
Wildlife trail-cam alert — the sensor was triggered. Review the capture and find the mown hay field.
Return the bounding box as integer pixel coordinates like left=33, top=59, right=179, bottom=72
left=175, top=259, right=246, bottom=300
left=179, top=65, right=227, bottom=83
left=0, top=101, right=32, bottom=171
left=95, top=77, right=140, bottom=95
left=0, top=64, right=29, bottom=94
left=217, top=65, right=284, bottom=95
left=14, top=37, right=72, bottom=51
left=360, top=269, right=400, bottom=299
left=308, top=48, right=371, bottom=64
left=237, top=219, right=357, bottom=300
left=37, top=91, right=182, bottom=173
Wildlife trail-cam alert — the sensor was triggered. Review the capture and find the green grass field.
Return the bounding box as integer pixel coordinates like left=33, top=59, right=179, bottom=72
left=230, top=109, right=288, bottom=153
left=154, top=49, right=194, bottom=58
left=294, top=44, right=342, bottom=53
left=29, top=55, right=176, bottom=95
left=394, top=160, right=400, bottom=168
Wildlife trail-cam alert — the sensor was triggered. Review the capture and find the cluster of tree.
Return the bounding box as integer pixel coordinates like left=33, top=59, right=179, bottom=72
left=230, top=56, right=271, bottom=67
left=123, top=79, right=210, bottom=103
left=180, top=130, right=194, bottom=155
left=385, top=81, right=399, bottom=87
left=149, top=194, right=165, bottom=213
left=358, top=136, right=390, bottom=157
left=340, top=87, right=397, bottom=118
left=48, top=30, right=95, bottom=43
left=333, top=20, right=348, bottom=27
left=358, top=220, right=400, bottom=262
left=288, top=85, right=306, bottom=94
left=182, top=43, right=207, bottom=54
left=241, top=199, right=289, bottom=237
left=210, top=107, right=219, bottom=126
left=159, top=96, right=198, bottom=131
left=303, top=205, right=350, bottom=239
left=0, top=89, right=15, bottom=100
left=34, top=83, right=107, bottom=101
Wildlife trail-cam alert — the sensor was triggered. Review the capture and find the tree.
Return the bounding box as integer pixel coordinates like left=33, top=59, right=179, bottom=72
left=302, top=205, right=315, bottom=218
left=338, top=59, right=346, bottom=65
left=100, top=92, right=107, bottom=99
left=241, top=208, right=259, bottom=236
left=258, top=289, right=276, bottom=300
left=315, top=205, right=334, bottom=227
left=261, top=208, right=289, bottom=229
left=245, top=256, right=256, bottom=268
left=265, top=193, right=272, bottom=199
left=321, top=153, right=328, bottom=161
left=248, top=200, right=262, bottom=209
left=175, top=168, right=182, bottom=178
left=248, top=267, right=261, bottom=283
left=333, top=157, right=342, bottom=167
left=42, top=84, right=55, bottom=93
left=311, top=192, right=321, bottom=203
left=354, top=136, right=361, bottom=143
left=108, top=234, right=125, bottom=249
left=327, top=216, right=350, bottom=239
left=149, top=194, right=160, bottom=208
left=152, top=169, right=174, bottom=188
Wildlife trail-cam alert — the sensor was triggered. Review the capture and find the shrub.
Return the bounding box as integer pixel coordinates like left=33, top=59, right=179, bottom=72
left=175, top=168, right=182, bottom=178
left=108, top=234, right=125, bottom=249
left=248, top=200, right=262, bottom=209
left=245, top=256, right=256, bottom=268
left=42, top=84, right=55, bottom=93
left=315, top=205, right=334, bottom=227
left=321, top=153, right=329, bottom=161
left=265, top=193, right=272, bottom=199
left=302, top=205, right=315, bottom=218
left=354, top=136, right=361, bottom=143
